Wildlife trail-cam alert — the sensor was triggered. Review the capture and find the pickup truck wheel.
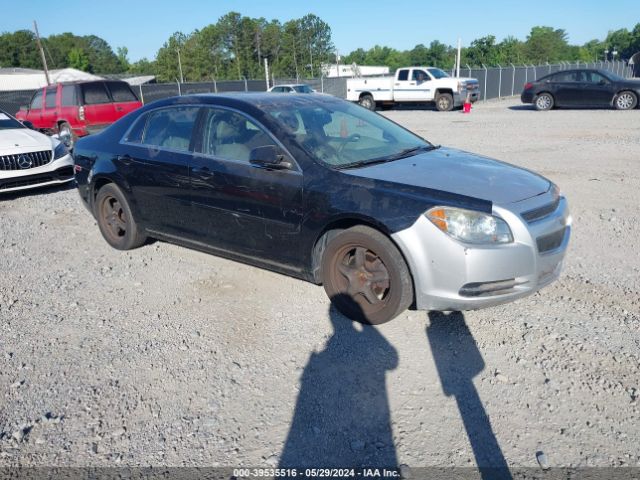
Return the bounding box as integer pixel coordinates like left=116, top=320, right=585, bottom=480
left=359, top=94, right=376, bottom=111
left=57, top=122, right=75, bottom=148
left=321, top=225, right=413, bottom=325
left=435, top=93, right=454, bottom=111
left=95, top=184, right=147, bottom=250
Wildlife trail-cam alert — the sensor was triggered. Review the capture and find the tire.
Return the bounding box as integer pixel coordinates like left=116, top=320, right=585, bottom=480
left=435, top=93, right=454, bottom=111
left=95, top=183, right=146, bottom=250
left=57, top=121, right=76, bottom=149
left=614, top=91, right=638, bottom=110
left=358, top=94, right=376, bottom=111
left=535, top=93, right=554, bottom=111
left=321, top=225, right=413, bottom=325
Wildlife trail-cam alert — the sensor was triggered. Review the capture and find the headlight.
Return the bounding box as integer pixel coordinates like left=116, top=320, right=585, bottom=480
left=425, top=206, right=513, bottom=244
left=53, top=141, right=68, bottom=159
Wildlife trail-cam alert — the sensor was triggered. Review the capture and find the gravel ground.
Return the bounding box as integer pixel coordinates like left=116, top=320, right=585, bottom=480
left=0, top=98, right=639, bottom=471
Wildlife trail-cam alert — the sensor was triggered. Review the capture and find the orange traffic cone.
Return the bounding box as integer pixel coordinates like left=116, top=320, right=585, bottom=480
left=463, top=94, right=472, bottom=114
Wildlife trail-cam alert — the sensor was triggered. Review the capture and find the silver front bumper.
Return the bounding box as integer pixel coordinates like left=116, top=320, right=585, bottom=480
left=392, top=194, right=571, bottom=311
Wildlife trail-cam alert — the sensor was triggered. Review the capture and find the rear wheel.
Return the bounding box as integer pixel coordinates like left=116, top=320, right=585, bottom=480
left=358, top=94, right=375, bottom=111
left=321, top=226, right=413, bottom=325
left=614, top=91, right=637, bottom=110
left=95, top=184, right=146, bottom=250
left=435, top=93, right=454, bottom=111
left=535, top=93, right=554, bottom=111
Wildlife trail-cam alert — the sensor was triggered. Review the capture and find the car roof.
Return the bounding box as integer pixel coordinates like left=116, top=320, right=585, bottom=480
left=143, top=92, right=340, bottom=111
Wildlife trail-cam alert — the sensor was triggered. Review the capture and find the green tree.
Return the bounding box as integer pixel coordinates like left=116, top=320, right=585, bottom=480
left=67, top=47, right=90, bottom=71
left=525, top=26, right=570, bottom=63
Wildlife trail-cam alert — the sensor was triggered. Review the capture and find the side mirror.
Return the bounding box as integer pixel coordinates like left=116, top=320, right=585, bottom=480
left=19, top=105, right=28, bottom=112
left=21, top=120, right=35, bottom=130
left=249, top=145, right=292, bottom=170
left=598, top=79, right=607, bottom=86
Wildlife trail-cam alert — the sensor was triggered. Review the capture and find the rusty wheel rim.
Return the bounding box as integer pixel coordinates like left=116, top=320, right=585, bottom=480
left=332, top=245, right=391, bottom=313
left=100, top=195, right=127, bottom=243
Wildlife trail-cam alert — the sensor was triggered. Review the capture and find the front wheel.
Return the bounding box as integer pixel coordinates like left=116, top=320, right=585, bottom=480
left=435, top=93, right=454, bottom=111
left=321, top=226, right=413, bottom=325
left=614, top=91, right=638, bottom=110
left=95, top=184, right=146, bottom=250
left=358, top=94, right=376, bottom=111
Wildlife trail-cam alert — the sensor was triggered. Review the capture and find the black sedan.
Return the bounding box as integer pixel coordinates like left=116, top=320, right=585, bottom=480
left=521, top=69, right=640, bottom=111
left=73, top=93, right=570, bottom=324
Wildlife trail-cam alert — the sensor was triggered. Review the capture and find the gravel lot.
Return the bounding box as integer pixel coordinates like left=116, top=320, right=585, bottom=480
left=1, top=98, right=639, bottom=471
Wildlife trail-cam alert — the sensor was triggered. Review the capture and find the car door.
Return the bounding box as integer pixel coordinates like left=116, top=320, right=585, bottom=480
left=40, top=86, right=59, bottom=131
left=81, top=82, right=116, bottom=129
left=545, top=72, right=578, bottom=106
left=25, top=88, right=44, bottom=127
left=579, top=71, right=616, bottom=107
left=119, top=106, right=199, bottom=237
left=190, top=107, right=304, bottom=265
left=393, top=68, right=431, bottom=101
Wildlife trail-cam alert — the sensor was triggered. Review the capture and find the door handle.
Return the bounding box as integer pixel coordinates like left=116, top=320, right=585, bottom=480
left=193, top=166, right=214, bottom=180
left=116, top=107, right=124, bottom=112
left=117, top=154, right=133, bottom=166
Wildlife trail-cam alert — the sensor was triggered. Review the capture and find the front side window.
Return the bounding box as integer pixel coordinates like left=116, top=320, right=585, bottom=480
left=82, top=82, right=111, bottom=105
left=30, top=90, right=43, bottom=110
left=45, top=88, right=57, bottom=109
left=266, top=99, right=432, bottom=168
left=200, top=108, right=276, bottom=162
left=107, top=82, right=138, bottom=102
left=427, top=68, right=449, bottom=79
left=142, top=107, right=199, bottom=152
left=413, top=70, right=429, bottom=82
left=584, top=72, right=608, bottom=84
left=292, top=85, right=314, bottom=93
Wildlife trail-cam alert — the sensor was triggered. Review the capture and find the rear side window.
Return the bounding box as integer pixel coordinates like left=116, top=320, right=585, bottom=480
left=30, top=90, right=43, bottom=109
left=142, top=107, right=199, bottom=152
left=397, top=69, right=409, bottom=81
left=61, top=85, right=78, bottom=106
left=107, top=82, right=138, bottom=102
left=45, top=88, right=57, bottom=108
left=123, top=114, right=147, bottom=143
left=82, top=82, right=111, bottom=105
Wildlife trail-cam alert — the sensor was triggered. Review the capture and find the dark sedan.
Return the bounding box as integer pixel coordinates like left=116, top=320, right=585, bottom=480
left=521, top=69, right=640, bottom=110
left=73, top=93, right=570, bottom=324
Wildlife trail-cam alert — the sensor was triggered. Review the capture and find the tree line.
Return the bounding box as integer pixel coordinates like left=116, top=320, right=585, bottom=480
left=1, top=14, right=639, bottom=82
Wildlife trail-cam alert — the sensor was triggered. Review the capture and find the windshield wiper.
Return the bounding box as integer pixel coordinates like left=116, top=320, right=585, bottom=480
left=335, top=144, right=439, bottom=170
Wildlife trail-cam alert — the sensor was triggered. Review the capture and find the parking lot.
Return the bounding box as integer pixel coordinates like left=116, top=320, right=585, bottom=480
left=1, top=98, right=639, bottom=470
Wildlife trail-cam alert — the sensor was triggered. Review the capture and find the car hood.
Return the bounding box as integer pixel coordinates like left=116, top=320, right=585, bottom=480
left=0, top=128, right=52, bottom=152
left=340, top=147, right=550, bottom=205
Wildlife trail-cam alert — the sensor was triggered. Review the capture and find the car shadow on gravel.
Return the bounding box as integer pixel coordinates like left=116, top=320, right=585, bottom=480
left=427, top=311, right=512, bottom=480
left=279, top=297, right=398, bottom=468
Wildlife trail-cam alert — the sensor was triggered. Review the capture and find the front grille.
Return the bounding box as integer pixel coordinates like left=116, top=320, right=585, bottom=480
left=0, top=150, right=53, bottom=171
left=522, top=197, right=560, bottom=223
left=0, top=166, right=74, bottom=190
left=537, top=227, right=566, bottom=253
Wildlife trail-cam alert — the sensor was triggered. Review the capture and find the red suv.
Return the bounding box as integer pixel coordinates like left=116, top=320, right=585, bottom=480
left=16, top=80, right=142, bottom=142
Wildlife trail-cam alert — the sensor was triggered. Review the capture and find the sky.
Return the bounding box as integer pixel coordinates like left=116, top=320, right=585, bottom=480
left=3, top=0, right=638, bottom=62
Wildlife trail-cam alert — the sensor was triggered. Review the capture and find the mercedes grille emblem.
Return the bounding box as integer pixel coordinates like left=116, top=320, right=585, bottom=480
left=18, top=155, right=33, bottom=169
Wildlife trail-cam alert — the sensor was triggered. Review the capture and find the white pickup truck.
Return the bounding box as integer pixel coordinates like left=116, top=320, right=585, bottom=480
left=346, top=66, right=480, bottom=111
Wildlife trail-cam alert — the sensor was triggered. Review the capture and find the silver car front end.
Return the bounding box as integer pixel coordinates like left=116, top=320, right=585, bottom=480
left=392, top=189, right=571, bottom=311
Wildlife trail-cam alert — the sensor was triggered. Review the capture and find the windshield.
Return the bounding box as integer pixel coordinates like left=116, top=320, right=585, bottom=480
left=603, top=71, right=624, bottom=82
left=427, top=68, right=450, bottom=79
left=266, top=99, right=433, bottom=168
left=0, top=111, right=25, bottom=130
left=293, top=85, right=314, bottom=93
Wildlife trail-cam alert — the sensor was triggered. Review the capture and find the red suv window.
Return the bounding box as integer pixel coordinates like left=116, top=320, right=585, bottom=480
left=82, top=83, right=111, bottom=105
left=45, top=88, right=57, bottom=108
left=30, top=90, right=43, bottom=109
left=107, top=82, right=138, bottom=102
left=61, top=85, right=78, bottom=106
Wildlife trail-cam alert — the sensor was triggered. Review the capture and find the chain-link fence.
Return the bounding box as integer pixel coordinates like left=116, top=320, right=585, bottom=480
left=0, top=60, right=633, bottom=115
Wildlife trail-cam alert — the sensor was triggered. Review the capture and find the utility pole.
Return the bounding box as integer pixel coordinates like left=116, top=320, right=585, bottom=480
left=264, top=57, right=270, bottom=90
left=456, top=38, right=461, bottom=78
left=33, top=20, right=50, bottom=85
left=176, top=48, right=184, bottom=83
